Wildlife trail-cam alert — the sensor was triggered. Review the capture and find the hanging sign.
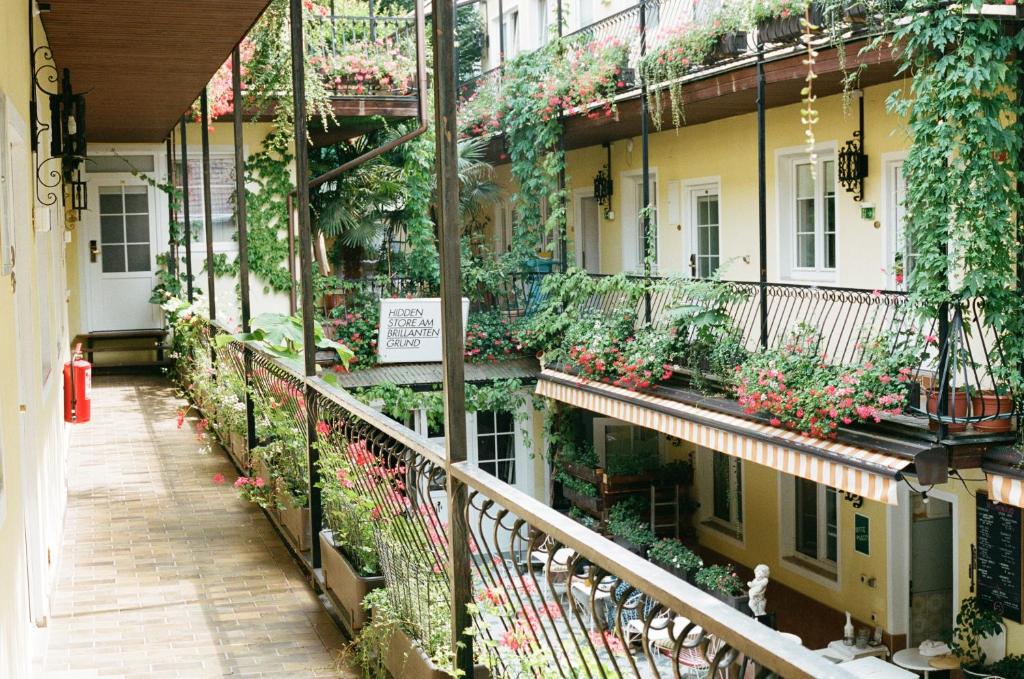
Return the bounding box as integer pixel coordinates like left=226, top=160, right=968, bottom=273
left=377, top=297, right=470, bottom=364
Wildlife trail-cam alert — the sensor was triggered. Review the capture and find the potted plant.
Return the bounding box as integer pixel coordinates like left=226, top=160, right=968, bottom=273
left=649, top=539, right=703, bottom=582
left=317, top=438, right=386, bottom=634
left=753, top=1, right=825, bottom=45
left=948, top=598, right=1007, bottom=677
left=607, top=499, right=656, bottom=557
left=972, top=389, right=1015, bottom=433
left=926, top=385, right=971, bottom=433
left=694, top=563, right=749, bottom=613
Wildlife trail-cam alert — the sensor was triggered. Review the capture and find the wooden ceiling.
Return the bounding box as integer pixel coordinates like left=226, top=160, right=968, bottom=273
left=41, top=0, right=272, bottom=142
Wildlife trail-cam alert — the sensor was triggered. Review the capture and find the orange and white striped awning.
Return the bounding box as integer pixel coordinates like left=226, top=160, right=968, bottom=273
left=536, top=369, right=914, bottom=505
left=987, top=473, right=1024, bottom=508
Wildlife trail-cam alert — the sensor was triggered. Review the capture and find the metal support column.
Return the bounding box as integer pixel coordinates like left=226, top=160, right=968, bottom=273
left=165, top=135, right=177, bottom=278
left=557, top=0, right=567, bottom=272
left=233, top=46, right=258, bottom=458
left=180, top=116, right=194, bottom=302
left=756, top=48, right=768, bottom=349
left=640, top=0, right=651, bottom=322
left=433, top=0, right=473, bottom=673
left=289, top=0, right=323, bottom=569
left=201, top=90, right=217, bottom=321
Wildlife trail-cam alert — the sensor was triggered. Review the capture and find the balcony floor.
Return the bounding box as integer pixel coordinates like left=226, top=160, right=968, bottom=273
left=39, top=375, right=350, bottom=678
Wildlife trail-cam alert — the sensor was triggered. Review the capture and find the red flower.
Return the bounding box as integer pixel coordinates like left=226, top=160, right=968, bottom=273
left=212, top=473, right=225, bottom=485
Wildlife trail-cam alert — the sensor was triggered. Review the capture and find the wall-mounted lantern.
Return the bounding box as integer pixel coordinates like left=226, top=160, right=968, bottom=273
left=838, top=91, right=868, bottom=202
left=32, top=46, right=88, bottom=218
left=593, top=142, right=614, bottom=219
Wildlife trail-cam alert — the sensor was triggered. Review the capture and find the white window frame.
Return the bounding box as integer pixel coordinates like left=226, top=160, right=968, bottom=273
left=696, top=447, right=745, bottom=544
left=777, top=143, right=838, bottom=283
left=883, top=151, right=912, bottom=290
left=535, top=0, right=551, bottom=46
left=0, top=91, right=16, bottom=277
left=591, top=418, right=659, bottom=470
left=501, top=8, right=520, bottom=59
left=620, top=168, right=658, bottom=273
left=176, top=149, right=241, bottom=253
left=494, top=199, right=514, bottom=255
left=572, top=187, right=601, bottom=273
left=468, top=408, right=523, bottom=487
left=779, top=474, right=840, bottom=585
left=683, top=177, right=722, bottom=280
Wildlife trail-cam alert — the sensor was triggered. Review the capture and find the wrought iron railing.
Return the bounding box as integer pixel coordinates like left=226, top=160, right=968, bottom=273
left=580, top=274, right=1018, bottom=430
left=186, top=318, right=851, bottom=678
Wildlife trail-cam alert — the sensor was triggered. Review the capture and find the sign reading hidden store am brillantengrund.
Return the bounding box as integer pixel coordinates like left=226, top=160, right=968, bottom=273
left=377, top=297, right=470, bottom=364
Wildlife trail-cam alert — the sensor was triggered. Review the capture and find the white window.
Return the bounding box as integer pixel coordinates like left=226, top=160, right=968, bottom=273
left=783, top=475, right=838, bottom=577
left=177, top=154, right=237, bottom=246
left=536, top=0, right=550, bottom=45
left=592, top=418, right=659, bottom=469
left=0, top=92, right=14, bottom=277
left=575, top=0, right=593, bottom=30
left=36, top=230, right=53, bottom=382
left=888, top=158, right=916, bottom=290
left=697, top=448, right=743, bottom=540
left=686, top=182, right=720, bottom=279
left=494, top=200, right=514, bottom=254
left=501, top=10, right=520, bottom=58
left=475, top=409, right=517, bottom=484
left=779, top=149, right=837, bottom=280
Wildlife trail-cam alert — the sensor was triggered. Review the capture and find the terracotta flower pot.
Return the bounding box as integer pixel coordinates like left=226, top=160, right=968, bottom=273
left=972, top=392, right=1015, bottom=433
left=926, top=388, right=969, bottom=433
left=319, top=531, right=384, bottom=634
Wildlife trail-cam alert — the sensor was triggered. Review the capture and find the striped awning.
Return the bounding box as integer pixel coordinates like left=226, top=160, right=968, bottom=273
left=536, top=369, right=914, bottom=505
left=987, top=473, right=1024, bottom=508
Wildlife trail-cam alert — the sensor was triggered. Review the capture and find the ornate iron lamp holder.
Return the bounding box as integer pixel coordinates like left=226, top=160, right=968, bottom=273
left=838, top=91, right=868, bottom=202
left=31, top=46, right=87, bottom=217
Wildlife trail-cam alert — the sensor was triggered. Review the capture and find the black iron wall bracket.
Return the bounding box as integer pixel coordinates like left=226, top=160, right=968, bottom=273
left=31, top=45, right=87, bottom=216
left=838, top=92, right=868, bottom=202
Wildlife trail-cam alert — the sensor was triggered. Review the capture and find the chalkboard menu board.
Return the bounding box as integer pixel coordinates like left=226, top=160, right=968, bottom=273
left=976, top=491, right=1023, bottom=623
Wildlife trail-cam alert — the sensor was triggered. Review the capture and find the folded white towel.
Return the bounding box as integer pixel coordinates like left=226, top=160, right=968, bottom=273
left=918, top=640, right=950, bottom=657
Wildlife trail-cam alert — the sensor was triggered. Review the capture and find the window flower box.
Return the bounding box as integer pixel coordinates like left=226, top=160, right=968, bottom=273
left=277, top=502, right=311, bottom=552
left=563, top=487, right=603, bottom=517
left=319, top=530, right=384, bottom=634
left=383, top=625, right=489, bottom=679
left=705, top=31, right=748, bottom=64
left=757, top=4, right=825, bottom=44
left=229, top=430, right=247, bottom=469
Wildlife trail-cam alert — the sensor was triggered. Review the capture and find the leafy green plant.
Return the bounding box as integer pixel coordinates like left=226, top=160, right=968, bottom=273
left=316, top=434, right=381, bottom=577
left=215, top=311, right=354, bottom=365
left=694, top=564, right=744, bottom=596
left=649, top=539, right=703, bottom=575
left=947, top=597, right=1004, bottom=667
left=607, top=499, right=656, bottom=549
left=556, top=471, right=597, bottom=497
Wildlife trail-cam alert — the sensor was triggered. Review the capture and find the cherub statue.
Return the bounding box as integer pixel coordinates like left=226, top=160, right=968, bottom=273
left=748, top=564, right=769, bottom=617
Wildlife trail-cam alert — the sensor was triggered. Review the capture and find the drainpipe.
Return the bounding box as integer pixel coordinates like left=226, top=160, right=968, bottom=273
left=233, top=46, right=258, bottom=456
left=180, top=116, right=194, bottom=303
left=433, top=0, right=473, bottom=673
left=640, top=0, right=651, bottom=323
left=201, top=90, right=217, bottom=322
left=756, top=44, right=768, bottom=349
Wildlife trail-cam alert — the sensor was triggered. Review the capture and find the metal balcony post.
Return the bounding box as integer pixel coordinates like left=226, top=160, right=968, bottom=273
left=498, top=0, right=505, bottom=65
left=180, top=116, right=194, bottom=302
left=756, top=46, right=768, bottom=349
left=201, top=90, right=217, bottom=322
left=289, top=0, right=323, bottom=569
left=233, top=46, right=258, bottom=458
left=557, top=0, right=567, bottom=272
left=640, top=0, right=651, bottom=323
left=165, top=136, right=177, bottom=279
left=433, top=0, right=473, bottom=672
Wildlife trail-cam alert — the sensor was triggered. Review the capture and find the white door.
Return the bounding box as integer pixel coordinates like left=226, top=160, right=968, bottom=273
left=623, top=173, right=658, bottom=272
left=576, top=194, right=601, bottom=273
left=887, top=159, right=912, bottom=290
left=83, top=176, right=160, bottom=330
left=686, top=183, right=720, bottom=279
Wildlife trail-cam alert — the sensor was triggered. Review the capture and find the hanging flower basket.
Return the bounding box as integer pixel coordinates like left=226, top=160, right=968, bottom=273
left=705, top=31, right=749, bottom=64
left=757, top=4, right=825, bottom=45
left=616, top=67, right=638, bottom=91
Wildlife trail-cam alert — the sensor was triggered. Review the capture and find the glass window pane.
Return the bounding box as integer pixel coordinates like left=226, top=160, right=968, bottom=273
left=478, top=436, right=496, bottom=461
left=496, top=410, right=514, bottom=433
left=100, top=216, right=124, bottom=245
left=826, top=487, right=838, bottom=562
left=712, top=452, right=731, bottom=523
left=123, top=187, right=148, bottom=214
left=497, top=459, right=515, bottom=484
left=98, top=190, right=123, bottom=214
left=125, top=215, right=149, bottom=243
left=101, top=245, right=125, bottom=273
left=710, top=226, right=719, bottom=255
left=126, top=244, right=151, bottom=272
left=797, top=234, right=815, bottom=268
left=795, top=479, right=818, bottom=558
left=825, top=231, right=836, bottom=270
left=796, top=198, right=815, bottom=235
left=796, top=163, right=814, bottom=199
left=708, top=197, right=719, bottom=224
left=824, top=160, right=835, bottom=194
left=496, top=433, right=514, bottom=459
left=477, top=410, right=495, bottom=435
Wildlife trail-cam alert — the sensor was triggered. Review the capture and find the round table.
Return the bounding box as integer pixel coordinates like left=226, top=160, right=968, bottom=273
left=892, top=648, right=938, bottom=678
left=778, top=633, right=803, bottom=646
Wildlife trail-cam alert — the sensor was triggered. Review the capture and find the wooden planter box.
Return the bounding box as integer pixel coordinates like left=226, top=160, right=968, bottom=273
left=384, top=626, right=489, bottom=679
left=229, top=431, right=247, bottom=469
left=612, top=536, right=649, bottom=558
left=320, top=531, right=384, bottom=634
left=278, top=505, right=311, bottom=552
left=563, top=487, right=603, bottom=518
left=651, top=557, right=695, bottom=584
left=757, top=4, right=824, bottom=44
left=707, top=588, right=751, bottom=615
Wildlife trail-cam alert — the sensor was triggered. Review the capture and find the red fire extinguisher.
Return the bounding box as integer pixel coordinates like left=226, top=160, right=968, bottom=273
left=64, top=343, right=92, bottom=424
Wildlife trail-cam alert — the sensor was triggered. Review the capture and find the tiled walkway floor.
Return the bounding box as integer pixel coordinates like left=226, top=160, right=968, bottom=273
left=41, top=375, right=347, bottom=678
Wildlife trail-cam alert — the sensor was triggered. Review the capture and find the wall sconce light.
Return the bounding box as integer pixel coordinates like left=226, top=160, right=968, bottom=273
left=593, top=142, right=613, bottom=219
left=32, top=46, right=88, bottom=218
left=838, top=91, right=868, bottom=202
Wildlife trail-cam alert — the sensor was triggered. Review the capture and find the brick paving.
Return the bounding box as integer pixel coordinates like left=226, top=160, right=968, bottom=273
left=40, top=375, right=349, bottom=678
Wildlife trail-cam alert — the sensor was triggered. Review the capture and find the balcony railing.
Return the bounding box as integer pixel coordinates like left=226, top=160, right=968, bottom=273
left=189, top=318, right=852, bottom=678
left=581, top=275, right=1019, bottom=430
